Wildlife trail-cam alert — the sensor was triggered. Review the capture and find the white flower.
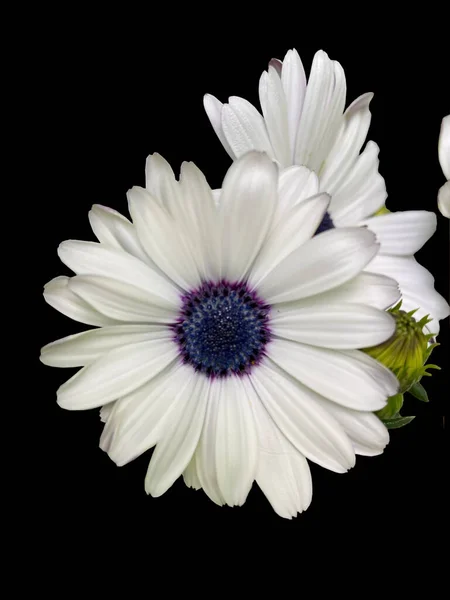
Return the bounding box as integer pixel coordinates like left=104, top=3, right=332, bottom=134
left=438, top=115, right=450, bottom=218
left=41, top=151, right=400, bottom=519
left=204, top=49, right=449, bottom=334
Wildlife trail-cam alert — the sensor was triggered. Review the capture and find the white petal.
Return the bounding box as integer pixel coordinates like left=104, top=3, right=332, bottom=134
left=69, top=275, right=179, bottom=323
left=438, top=181, right=450, bottom=218
left=281, top=49, right=307, bottom=162
left=313, top=397, right=389, bottom=456
left=213, top=376, right=258, bottom=506
left=329, top=142, right=386, bottom=225
left=43, top=276, right=116, bottom=327
left=203, top=94, right=235, bottom=159
left=219, top=152, right=277, bottom=281
left=367, top=254, right=450, bottom=328
left=275, top=165, right=319, bottom=222
left=40, top=324, right=170, bottom=367
left=88, top=205, right=150, bottom=263
left=249, top=193, right=329, bottom=287
left=178, top=161, right=221, bottom=281
left=362, top=211, right=437, bottom=256
left=295, top=51, right=346, bottom=172
left=100, top=403, right=114, bottom=423
left=320, top=93, right=374, bottom=195
left=280, top=271, right=400, bottom=311
left=127, top=186, right=202, bottom=290
left=268, top=58, right=283, bottom=76
left=256, top=227, right=379, bottom=303
left=183, top=452, right=202, bottom=491
left=103, top=363, right=194, bottom=466
left=270, top=303, right=395, bottom=349
left=57, top=338, right=179, bottom=410
left=221, top=96, right=274, bottom=158
left=58, top=240, right=179, bottom=308
left=145, top=153, right=183, bottom=216
left=438, top=115, right=450, bottom=180
left=145, top=374, right=210, bottom=497
left=269, top=338, right=398, bottom=411
left=250, top=361, right=355, bottom=472
left=260, top=67, right=291, bottom=168
left=194, top=384, right=225, bottom=506
left=249, top=390, right=312, bottom=519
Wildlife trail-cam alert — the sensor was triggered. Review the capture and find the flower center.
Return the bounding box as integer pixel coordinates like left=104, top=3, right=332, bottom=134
left=172, top=281, right=271, bottom=377
left=314, top=211, right=335, bottom=235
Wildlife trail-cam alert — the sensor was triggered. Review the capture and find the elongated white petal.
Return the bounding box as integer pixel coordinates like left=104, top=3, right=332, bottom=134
left=250, top=361, right=355, bottom=472
left=439, top=115, right=450, bottom=180
left=183, top=452, right=202, bottom=491
left=58, top=240, right=179, bottom=308
left=69, top=275, right=178, bottom=323
left=256, top=227, right=379, bottom=303
left=88, top=204, right=150, bottom=263
left=248, top=386, right=312, bottom=519
left=145, top=153, right=183, bottom=216
left=57, top=338, right=178, bottom=410
left=219, top=152, right=277, bottom=281
left=276, top=165, right=319, bottom=222
left=127, top=186, right=202, bottom=290
left=362, top=211, right=437, bottom=256
left=100, top=403, right=114, bottom=423
left=145, top=374, right=210, bottom=497
left=438, top=180, right=450, bottom=218
left=103, top=363, right=193, bottom=466
left=40, top=324, right=170, bottom=367
left=43, top=276, right=117, bottom=327
left=367, top=254, right=450, bottom=328
left=270, top=303, right=395, bottom=349
left=213, top=376, right=258, bottom=506
left=295, top=51, right=346, bottom=172
left=178, top=162, right=221, bottom=280
left=203, top=94, right=235, bottom=159
left=221, top=100, right=274, bottom=161
left=194, top=384, right=225, bottom=506
left=313, top=397, right=389, bottom=456
left=223, top=96, right=274, bottom=158
left=249, top=193, right=329, bottom=287
left=329, top=142, right=386, bottom=225
left=280, top=49, right=307, bottom=162
left=269, top=338, right=398, bottom=411
left=320, top=93, right=374, bottom=195
left=280, top=271, right=400, bottom=311
left=261, top=66, right=291, bottom=168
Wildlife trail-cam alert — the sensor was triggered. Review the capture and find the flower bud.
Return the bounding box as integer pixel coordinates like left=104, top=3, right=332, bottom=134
left=363, top=302, right=439, bottom=394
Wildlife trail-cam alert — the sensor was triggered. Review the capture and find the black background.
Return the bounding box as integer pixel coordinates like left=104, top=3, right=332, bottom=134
left=32, top=16, right=448, bottom=555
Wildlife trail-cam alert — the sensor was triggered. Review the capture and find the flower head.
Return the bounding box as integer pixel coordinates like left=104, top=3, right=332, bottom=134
left=41, top=151, right=400, bottom=519
left=204, top=49, right=450, bottom=333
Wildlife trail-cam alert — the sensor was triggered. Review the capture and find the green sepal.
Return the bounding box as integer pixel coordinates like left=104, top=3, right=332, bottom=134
left=381, top=415, right=416, bottom=429
left=408, top=382, right=429, bottom=402
left=376, top=393, right=404, bottom=419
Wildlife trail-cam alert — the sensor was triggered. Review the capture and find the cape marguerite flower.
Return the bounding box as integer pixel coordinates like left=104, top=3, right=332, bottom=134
left=204, top=49, right=450, bottom=334
left=41, top=151, right=400, bottom=519
left=438, top=115, right=450, bottom=218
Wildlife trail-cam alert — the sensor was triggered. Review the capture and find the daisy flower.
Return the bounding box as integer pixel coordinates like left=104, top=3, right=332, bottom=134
left=204, top=49, right=449, bottom=333
left=41, top=151, right=400, bottom=519
left=438, top=115, right=450, bottom=218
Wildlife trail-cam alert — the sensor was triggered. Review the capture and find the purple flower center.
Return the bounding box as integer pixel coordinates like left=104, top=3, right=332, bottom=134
left=172, top=281, right=271, bottom=377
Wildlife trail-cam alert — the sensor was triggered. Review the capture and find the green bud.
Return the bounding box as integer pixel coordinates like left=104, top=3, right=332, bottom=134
left=363, top=302, right=439, bottom=394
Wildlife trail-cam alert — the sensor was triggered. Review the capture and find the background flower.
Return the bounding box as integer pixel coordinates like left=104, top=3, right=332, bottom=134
left=204, top=48, right=449, bottom=333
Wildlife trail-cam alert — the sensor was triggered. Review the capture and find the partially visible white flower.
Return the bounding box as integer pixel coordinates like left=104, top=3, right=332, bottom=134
left=204, top=49, right=449, bottom=334
left=41, top=152, right=400, bottom=519
left=438, top=115, right=450, bottom=218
